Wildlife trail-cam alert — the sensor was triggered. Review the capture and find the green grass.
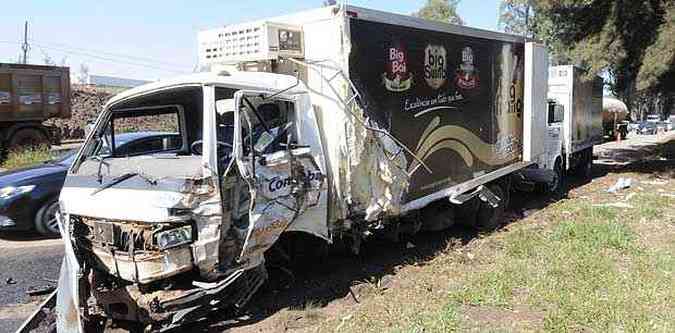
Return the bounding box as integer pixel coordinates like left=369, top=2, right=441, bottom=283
left=284, top=176, right=674, bottom=333
left=442, top=199, right=675, bottom=332
left=399, top=303, right=460, bottom=333
left=1, top=145, right=52, bottom=170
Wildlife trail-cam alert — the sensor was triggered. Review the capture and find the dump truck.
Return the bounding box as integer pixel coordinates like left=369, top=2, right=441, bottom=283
left=50, top=5, right=553, bottom=332
left=545, top=65, right=603, bottom=187
left=0, top=63, right=70, bottom=151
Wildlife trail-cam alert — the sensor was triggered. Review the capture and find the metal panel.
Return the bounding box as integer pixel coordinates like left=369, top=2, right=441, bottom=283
left=0, top=63, right=71, bottom=121
left=347, top=5, right=528, bottom=45
left=523, top=42, right=549, bottom=163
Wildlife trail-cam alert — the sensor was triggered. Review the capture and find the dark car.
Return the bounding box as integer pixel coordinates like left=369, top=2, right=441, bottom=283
left=0, top=132, right=181, bottom=236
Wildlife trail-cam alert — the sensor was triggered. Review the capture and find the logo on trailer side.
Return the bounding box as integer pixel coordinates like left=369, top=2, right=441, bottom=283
left=424, top=44, right=447, bottom=90
left=383, top=43, right=413, bottom=92
left=455, top=47, right=480, bottom=90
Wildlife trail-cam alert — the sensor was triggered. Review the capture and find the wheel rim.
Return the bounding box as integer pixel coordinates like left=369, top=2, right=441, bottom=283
left=42, top=202, right=61, bottom=235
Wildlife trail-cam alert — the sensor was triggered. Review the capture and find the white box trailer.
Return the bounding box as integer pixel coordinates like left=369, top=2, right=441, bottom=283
left=545, top=65, right=603, bottom=181
left=51, top=5, right=552, bottom=332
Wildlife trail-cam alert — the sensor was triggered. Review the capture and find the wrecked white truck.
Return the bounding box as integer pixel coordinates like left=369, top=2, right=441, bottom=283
left=52, top=5, right=553, bottom=332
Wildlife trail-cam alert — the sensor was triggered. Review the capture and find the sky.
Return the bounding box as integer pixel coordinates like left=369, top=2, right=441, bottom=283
left=0, top=0, right=502, bottom=81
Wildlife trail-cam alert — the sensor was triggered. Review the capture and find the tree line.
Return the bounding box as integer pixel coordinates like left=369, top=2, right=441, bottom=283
left=412, top=0, right=674, bottom=120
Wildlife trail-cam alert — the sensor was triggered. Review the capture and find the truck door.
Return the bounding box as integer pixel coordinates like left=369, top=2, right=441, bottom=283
left=232, top=91, right=327, bottom=264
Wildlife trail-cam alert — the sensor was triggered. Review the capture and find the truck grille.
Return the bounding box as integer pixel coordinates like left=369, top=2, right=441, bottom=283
left=71, top=215, right=156, bottom=253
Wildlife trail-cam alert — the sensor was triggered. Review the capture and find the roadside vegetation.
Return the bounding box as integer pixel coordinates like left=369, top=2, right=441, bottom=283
left=1, top=145, right=52, bottom=170
left=251, top=164, right=674, bottom=333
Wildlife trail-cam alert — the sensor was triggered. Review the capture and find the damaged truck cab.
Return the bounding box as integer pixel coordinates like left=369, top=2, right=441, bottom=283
left=57, top=72, right=328, bottom=331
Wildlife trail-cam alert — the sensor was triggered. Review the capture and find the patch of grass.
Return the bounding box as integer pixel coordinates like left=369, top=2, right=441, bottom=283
left=631, top=194, right=672, bottom=221
left=400, top=303, right=460, bottom=333
left=1, top=145, right=52, bottom=170
left=280, top=300, right=325, bottom=330
left=306, top=185, right=674, bottom=333
left=443, top=199, right=674, bottom=332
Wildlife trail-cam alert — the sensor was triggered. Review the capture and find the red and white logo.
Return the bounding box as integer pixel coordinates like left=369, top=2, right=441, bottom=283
left=383, top=45, right=413, bottom=92
left=455, top=47, right=480, bottom=90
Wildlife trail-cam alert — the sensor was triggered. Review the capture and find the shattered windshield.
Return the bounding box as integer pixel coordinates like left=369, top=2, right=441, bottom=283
left=240, top=96, right=296, bottom=156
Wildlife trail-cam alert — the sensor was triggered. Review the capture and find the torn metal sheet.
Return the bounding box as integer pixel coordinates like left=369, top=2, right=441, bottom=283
left=341, top=104, right=410, bottom=222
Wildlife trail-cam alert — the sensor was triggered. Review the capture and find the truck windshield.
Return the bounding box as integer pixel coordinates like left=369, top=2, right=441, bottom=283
left=95, top=106, right=183, bottom=158
left=71, top=86, right=205, bottom=178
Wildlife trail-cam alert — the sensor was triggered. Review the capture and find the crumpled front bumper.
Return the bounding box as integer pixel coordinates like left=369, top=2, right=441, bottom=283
left=71, top=215, right=195, bottom=284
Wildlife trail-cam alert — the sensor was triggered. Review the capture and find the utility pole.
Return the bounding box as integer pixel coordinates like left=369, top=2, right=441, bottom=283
left=21, top=21, right=29, bottom=64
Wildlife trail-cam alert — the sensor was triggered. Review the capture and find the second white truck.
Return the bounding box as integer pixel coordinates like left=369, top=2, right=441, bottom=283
left=544, top=65, right=603, bottom=189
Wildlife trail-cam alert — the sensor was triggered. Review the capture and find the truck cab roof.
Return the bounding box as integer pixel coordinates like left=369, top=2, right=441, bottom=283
left=105, top=71, right=305, bottom=109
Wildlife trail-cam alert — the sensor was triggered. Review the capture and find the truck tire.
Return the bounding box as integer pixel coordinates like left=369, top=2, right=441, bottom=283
left=475, top=183, right=508, bottom=232
left=8, top=127, right=49, bottom=150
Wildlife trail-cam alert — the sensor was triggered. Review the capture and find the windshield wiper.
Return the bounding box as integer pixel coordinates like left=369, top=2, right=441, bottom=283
left=91, top=172, right=157, bottom=196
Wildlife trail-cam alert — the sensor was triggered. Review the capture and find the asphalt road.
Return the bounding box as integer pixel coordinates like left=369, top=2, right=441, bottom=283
left=0, top=233, right=63, bottom=333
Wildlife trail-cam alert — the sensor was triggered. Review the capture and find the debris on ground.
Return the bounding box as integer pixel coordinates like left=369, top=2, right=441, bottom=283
left=406, top=242, right=416, bottom=249
left=46, top=85, right=113, bottom=140
left=26, top=286, right=56, bottom=297
left=336, top=314, right=353, bottom=331
left=607, top=177, right=632, bottom=193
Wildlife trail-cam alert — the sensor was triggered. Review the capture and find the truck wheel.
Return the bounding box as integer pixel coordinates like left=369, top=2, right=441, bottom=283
left=35, top=199, right=60, bottom=236
left=475, top=183, right=507, bottom=232
left=8, top=127, right=49, bottom=149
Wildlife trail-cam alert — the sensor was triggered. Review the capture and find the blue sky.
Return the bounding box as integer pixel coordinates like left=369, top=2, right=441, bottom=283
left=0, top=0, right=501, bottom=80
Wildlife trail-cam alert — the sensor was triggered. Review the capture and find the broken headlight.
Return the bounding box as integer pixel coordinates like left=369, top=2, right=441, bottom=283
left=154, top=225, right=193, bottom=250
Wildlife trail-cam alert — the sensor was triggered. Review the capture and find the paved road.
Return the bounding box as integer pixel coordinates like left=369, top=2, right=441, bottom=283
left=0, top=234, right=63, bottom=333
left=595, top=132, right=675, bottom=164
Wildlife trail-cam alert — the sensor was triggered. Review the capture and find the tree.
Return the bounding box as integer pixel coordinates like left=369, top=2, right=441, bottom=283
left=414, top=0, right=464, bottom=26
left=533, top=0, right=674, bottom=119
left=499, top=0, right=535, bottom=36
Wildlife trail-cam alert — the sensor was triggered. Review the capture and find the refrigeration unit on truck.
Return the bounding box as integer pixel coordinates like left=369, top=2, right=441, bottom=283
left=52, top=5, right=551, bottom=332
left=0, top=63, right=70, bottom=151
left=545, top=65, right=603, bottom=188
